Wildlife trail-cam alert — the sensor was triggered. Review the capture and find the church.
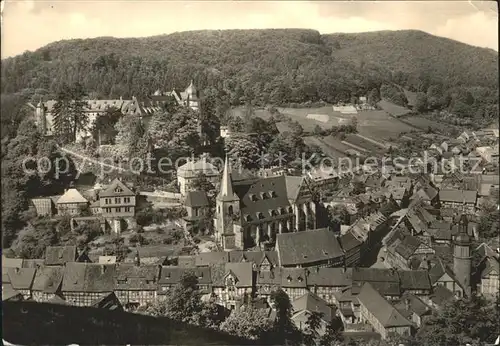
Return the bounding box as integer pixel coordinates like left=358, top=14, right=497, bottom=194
left=214, top=156, right=319, bottom=251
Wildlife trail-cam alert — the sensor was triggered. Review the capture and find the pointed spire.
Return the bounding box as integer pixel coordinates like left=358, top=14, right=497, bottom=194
left=220, top=152, right=235, bottom=199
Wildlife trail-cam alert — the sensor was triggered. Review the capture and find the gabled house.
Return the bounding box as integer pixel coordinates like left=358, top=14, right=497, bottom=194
left=307, top=267, right=353, bottom=304
left=475, top=256, right=499, bottom=299
left=62, top=262, right=116, bottom=306
left=98, top=178, right=136, bottom=234
left=32, top=266, right=65, bottom=302
left=4, top=267, right=36, bottom=300
left=276, top=228, right=344, bottom=268
left=398, top=270, right=432, bottom=296
left=158, top=266, right=211, bottom=296
left=393, top=292, right=432, bottom=328
left=351, top=268, right=401, bottom=300
left=211, top=262, right=254, bottom=309
left=114, top=261, right=160, bottom=308
left=385, top=233, right=435, bottom=270
left=292, top=292, right=334, bottom=335
left=426, top=285, right=455, bottom=310
left=183, top=190, right=210, bottom=233
left=438, top=189, right=477, bottom=214
left=280, top=268, right=308, bottom=300
left=195, top=251, right=230, bottom=267
left=357, top=283, right=413, bottom=340
left=44, top=246, right=79, bottom=266
left=56, top=189, right=88, bottom=215
left=255, top=266, right=281, bottom=298
left=428, top=259, right=465, bottom=298
left=228, top=250, right=278, bottom=271
left=339, top=231, right=363, bottom=267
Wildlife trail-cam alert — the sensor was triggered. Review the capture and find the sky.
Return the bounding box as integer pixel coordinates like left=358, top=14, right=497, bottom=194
left=1, top=0, right=498, bottom=58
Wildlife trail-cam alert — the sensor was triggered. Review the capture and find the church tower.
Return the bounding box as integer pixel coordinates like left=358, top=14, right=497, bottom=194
left=215, top=155, right=241, bottom=250
left=453, top=213, right=472, bottom=297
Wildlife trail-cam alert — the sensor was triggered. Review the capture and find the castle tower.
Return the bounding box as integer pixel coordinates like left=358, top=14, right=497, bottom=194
left=35, top=99, right=47, bottom=135
left=453, top=213, right=472, bottom=297
left=185, top=80, right=199, bottom=110
left=215, top=154, right=241, bottom=250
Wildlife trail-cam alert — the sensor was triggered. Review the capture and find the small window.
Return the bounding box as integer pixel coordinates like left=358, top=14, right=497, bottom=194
left=115, top=187, right=123, bottom=193
left=228, top=205, right=234, bottom=216
left=270, top=191, right=277, bottom=198
left=261, top=192, right=268, bottom=200
left=257, top=212, right=264, bottom=219
left=250, top=194, right=258, bottom=202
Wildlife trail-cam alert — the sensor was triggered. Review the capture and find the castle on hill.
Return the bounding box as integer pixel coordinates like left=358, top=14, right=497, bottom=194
left=28, top=81, right=200, bottom=142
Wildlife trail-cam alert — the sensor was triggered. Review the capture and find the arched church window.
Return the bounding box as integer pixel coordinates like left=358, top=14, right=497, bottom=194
left=228, top=205, right=233, bottom=216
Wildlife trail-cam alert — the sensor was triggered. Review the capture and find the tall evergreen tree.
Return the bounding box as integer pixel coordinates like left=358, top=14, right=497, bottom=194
left=52, top=83, right=88, bottom=144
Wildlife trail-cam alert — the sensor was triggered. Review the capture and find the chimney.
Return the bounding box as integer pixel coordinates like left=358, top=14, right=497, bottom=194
left=15, top=267, right=20, bottom=274
left=101, top=265, right=106, bottom=274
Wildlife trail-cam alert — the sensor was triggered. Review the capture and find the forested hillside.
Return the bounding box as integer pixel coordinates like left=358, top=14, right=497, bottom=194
left=1, top=29, right=497, bottom=106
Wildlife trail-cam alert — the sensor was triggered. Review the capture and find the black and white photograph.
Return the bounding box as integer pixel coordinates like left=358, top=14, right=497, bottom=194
left=1, top=0, right=499, bottom=345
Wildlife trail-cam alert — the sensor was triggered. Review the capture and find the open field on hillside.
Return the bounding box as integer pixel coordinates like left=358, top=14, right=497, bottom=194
left=377, top=99, right=412, bottom=117
left=344, top=134, right=387, bottom=154
left=304, top=136, right=347, bottom=160
left=231, top=106, right=353, bottom=132
left=400, top=115, right=459, bottom=133
left=356, top=110, right=415, bottom=141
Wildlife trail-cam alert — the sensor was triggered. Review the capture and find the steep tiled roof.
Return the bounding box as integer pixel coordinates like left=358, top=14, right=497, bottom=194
left=357, top=283, right=411, bottom=328
left=281, top=268, right=307, bottom=288
left=45, top=246, right=77, bottom=266
left=115, top=264, right=160, bottom=290
left=62, top=263, right=116, bottom=292
left=429, top=286, right=454, bottom=307
left=256, top=268, right=281, bottom=286
left=195, top=251, right=229, bottom=266
left=292, top=292, right=333, bottom=321
left=339, top=232, right=363, bottom=252
left=284, top=176, right=304, bottom=202
left=32, top=266, right=64, bottom=293
left=393, top=235, right=422, bottom=259
left=352, top=267, right=399, bottom=283
left=428, top=258, right=460, bottom=287
left=57, top=189, right=88, bottom=204
left=398, top=270, right=431, bottom=291
left=159, top=266, right=211, bottom=286
left=177, top=157, right=219, bottom=178
left=439, top=189, right=477, bottom=203
left=307, top=267, right=352, bottom=287
left=99, top=178, right=135, bottom=197
left=2, top=257, right=24, bottom=269
left=277, top=228, right=344, bottom=267
left=395, top=292, right=431, bottom=317
left=234, top=175, right=292, bottom=224
left=6, top=268, right=36, bottom=290
left=225, top=262, right=253, bottom=287
left=232, top=250, right=279, bottom=268
left=177, top=255, right=196, bottom=267
left=184, top=191, right=209, bottom=208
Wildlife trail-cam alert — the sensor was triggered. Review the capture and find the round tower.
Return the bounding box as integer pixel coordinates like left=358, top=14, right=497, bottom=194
left=453, top=213, right=472, bottom=296
left=35, top=100, right=47, bottom=134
